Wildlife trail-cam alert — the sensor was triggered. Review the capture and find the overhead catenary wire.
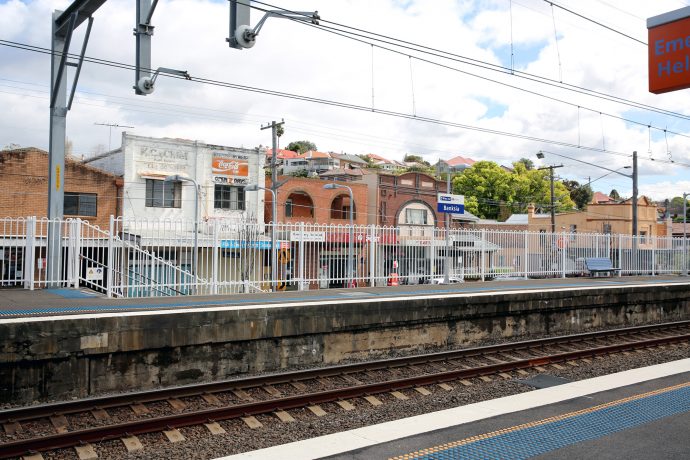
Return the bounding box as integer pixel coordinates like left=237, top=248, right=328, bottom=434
left=0, top=39, right=645, bottom=159
left=245, top=1, right=690, bottom=122
left=233, top=3, right=690, bottom=141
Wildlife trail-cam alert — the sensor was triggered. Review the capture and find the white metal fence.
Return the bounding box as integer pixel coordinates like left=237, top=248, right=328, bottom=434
left=1, top=216, right=688, bottom=297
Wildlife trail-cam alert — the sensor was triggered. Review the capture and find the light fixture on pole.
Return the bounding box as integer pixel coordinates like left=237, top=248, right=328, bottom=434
left=324, top=183, right=354, bottom=288
left=245, top=184, right=278, bottom=291
left=165, top=174, right=199, bottom=294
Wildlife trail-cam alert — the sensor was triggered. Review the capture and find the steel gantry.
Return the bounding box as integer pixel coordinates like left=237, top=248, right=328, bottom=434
left=46, top=0, right=317, bottom=284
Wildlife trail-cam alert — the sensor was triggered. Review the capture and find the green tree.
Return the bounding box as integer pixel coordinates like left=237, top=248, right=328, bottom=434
left=609, top=189, right=621, bottom=200
left=514, top=158, right=534, bottom=170
left=403, top=154, right=430, bottom=166
left=669, top=196, right=690, bottom=220
left=454, top=161, right=574, bottom=220
left=562, top=180, right=593, bottom=210
left=453, top=161, right=514, bottom=220
left=286, top=140, right=317, bottom=154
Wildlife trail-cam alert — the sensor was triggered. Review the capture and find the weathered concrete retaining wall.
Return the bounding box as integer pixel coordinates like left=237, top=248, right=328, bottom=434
left=1, top=284, right=689, bottom=403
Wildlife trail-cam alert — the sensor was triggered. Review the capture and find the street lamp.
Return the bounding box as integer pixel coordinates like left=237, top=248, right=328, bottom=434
left=245, top=184, right=277, bottom=291
left=324, top=183, right=354, bottom=288
left=165, top=174, right=199, bottom=294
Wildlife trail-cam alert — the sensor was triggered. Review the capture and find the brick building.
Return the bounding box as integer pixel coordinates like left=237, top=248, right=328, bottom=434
left=361, top=171, right=447, bottom=227
left=0, top=148, right=122, bottom=228
left=264, top=176, right=369, bottom=225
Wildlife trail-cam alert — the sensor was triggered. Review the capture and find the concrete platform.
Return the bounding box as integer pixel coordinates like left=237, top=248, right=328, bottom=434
left=220, top=359, right=690, bottom=460
left=1, top=275, right=688, bottom=318
left=1, top=276, right=689, bottom=404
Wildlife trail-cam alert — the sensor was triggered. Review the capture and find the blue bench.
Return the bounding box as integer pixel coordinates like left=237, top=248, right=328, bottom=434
left=584, top=257, right=621, bottom=277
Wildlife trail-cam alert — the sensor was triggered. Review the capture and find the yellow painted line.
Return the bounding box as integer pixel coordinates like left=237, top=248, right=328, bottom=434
left=390, top=381, right=690, bottom=460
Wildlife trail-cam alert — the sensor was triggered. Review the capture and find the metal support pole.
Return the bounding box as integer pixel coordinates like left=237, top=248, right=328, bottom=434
left=682, top=193, right=688, bottom=269
left=348, top=188, right=354, bottom=288
left=261, top=120, right=284, bottom=291
left=47, top=10, right=70, bottom=286
left=632, top=151, right=638, bottom=239
left=444, top=173, right=450, bottom=284
left=549, top=167, right=556, bottom=234
left=106, top=215, right=115, bottom=298
left=135, top=0, right=153, bottom=95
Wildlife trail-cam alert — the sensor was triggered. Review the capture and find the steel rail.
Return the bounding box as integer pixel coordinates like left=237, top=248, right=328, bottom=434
left=2, top=330, right=689, bottom=458
left=1, top=320, right=689, bottom=424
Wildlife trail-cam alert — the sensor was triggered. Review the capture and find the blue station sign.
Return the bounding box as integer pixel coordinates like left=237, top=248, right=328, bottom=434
left=437, top=193, right=465, bottom=214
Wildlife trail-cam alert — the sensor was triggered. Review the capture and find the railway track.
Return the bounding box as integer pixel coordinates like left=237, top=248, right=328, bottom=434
left=2, top=320, right=689, bottom=459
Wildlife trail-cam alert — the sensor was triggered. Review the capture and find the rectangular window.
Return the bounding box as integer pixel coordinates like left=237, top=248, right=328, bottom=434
left=214, top=184, right=245, bottom=210
left=64, top=192, right=97, bottom=217
left=146, top=179, right=181, bottom=208
left=603, top=223, right=612, bottom=234
left=406, top=209, right=427, bottom=225
left=285, top=199, right=293, bottom=217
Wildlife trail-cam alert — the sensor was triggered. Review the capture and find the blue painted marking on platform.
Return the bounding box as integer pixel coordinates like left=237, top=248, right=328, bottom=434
left=411, top=385, right=690, bottom=459
left=43, top=289, right=98, bottom=299
left=2, top=279, right=686, bottom=317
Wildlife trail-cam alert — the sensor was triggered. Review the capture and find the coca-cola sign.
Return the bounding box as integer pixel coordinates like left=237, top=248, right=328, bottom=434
left=212, top=156, right=248, bottom=177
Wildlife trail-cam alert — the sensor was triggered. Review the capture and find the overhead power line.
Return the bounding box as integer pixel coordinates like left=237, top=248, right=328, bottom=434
left=2, top=38, right=689, bottom=169
left=245, top=1, right=689, bottom=123
left=0, top=39, right=637, bottom=158
left=545, top=0, right=647, bottom=45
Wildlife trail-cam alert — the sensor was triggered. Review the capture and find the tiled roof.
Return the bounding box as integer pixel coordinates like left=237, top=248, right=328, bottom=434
left=592, top=192, right=613, bottom=203
left=366, top=153, right=393, bottom=163
left=302, top=150, right=332, bottom=159
left=265, top=149, right=300, bottom=159
left=446, top=155, right=476, bottom=167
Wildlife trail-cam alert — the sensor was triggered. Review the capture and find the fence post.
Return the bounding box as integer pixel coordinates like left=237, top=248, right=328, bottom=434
left=480, top=228, right=486, bottom=282
left=69, top=219, right=81, bottom=288
left=618, top=234, right=623, bottom=277
left=561, top=231, right=567, bottom=278
left=430, top=226, right=436, bottom=283
left=24, top=217, right=37, bottom=290
left=106, top=215, right=115, bottom=298
left=651, top=236, right=656, bottom=276
left=212, top=219, right=219, bottom=295
left=298, top=222, right=305, bottom=291
left=524, top=230, right=529, bottom=279
left=369, top=225, right=376, bottom=287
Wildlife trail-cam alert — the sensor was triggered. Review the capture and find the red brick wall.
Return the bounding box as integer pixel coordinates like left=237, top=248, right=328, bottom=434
left=0, top=149, right=121, bottom=228
left=377, top=172, right=446, bottom=227
left=265, top=176, right=368, bottom=225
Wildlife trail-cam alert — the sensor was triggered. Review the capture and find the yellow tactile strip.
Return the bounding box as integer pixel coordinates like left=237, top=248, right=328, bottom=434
left=390, top=381, right=690, bottom=460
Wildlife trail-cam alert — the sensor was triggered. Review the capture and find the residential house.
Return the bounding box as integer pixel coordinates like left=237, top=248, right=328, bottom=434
left=281, top=150, right=340, bottom=176
left=331, top=153, right=368, bottom=169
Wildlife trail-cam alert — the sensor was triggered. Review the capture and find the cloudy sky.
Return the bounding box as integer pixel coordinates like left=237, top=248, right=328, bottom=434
left=1, top=0, right=690, bottom=201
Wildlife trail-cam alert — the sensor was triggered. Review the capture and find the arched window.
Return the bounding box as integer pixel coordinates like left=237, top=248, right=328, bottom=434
left=330, top=194, right=356, bottom=219
left=285, top=191, right=314, bottom=218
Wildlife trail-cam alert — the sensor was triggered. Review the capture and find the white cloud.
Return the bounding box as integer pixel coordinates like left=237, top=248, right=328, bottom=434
left=0, top=0, right=689, bottom=198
